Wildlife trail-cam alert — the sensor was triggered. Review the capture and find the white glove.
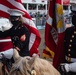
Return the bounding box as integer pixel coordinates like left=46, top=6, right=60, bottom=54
left=0, top=48, right=13, bottom=59
left=0, top=18, right=12, bottom=32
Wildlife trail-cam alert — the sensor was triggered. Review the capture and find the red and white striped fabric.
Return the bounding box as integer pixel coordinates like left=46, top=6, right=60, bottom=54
left=43, top=0, right=66, bottom=69
left=0, top=0, right=41, bottom=57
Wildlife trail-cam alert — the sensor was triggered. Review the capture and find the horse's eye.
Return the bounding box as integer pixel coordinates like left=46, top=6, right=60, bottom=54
left=15, top=67, right=20, bottom=71
left=27, top=70, right=31, bottom=75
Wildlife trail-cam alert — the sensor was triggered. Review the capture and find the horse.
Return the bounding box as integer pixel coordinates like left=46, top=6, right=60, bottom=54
left=9, top=49, right=60, bottom=75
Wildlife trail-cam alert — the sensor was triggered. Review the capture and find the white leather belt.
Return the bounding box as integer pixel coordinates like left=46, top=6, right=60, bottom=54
left=65, top=56, right=76, bottom=62
left=0, top=39, right=11, bottom=42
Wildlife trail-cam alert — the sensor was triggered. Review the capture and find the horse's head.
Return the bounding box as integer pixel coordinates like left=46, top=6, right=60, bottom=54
left=27, top=56, right=60, bottom=75
left=9, top=49, right=60, bottom=75
left=9, top=49, right=36, bottom=75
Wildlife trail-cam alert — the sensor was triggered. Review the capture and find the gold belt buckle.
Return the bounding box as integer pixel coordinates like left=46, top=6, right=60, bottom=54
left=67, top=56, right=71, bottom=62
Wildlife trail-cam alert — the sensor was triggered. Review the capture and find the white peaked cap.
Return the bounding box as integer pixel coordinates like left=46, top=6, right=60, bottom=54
left=8, top=9, right=25, bottom=16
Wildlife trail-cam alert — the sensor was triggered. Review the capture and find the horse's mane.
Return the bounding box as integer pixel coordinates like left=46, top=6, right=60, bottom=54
left=28, top=57, right=60, bottom=75
left=9, top=54, right=31, bottom=75
left=9, top=49, right=60, bottom=75
left=10, top=58, right=29, bottom=75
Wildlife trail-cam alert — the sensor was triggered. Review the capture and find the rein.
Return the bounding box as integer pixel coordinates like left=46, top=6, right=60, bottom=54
left=27, top=67, right=36, bottom=75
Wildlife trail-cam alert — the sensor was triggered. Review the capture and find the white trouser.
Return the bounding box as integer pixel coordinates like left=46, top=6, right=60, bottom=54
left=0, top=48, right=13, bottom=59
left=69, top=62, right=76, bottom=72
left=64, top=62, right=76, bottom=72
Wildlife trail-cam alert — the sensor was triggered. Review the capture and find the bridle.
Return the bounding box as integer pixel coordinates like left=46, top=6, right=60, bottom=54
left=12, top=67, right=36, bottom=75
left=27, top=67, right=36, bottom=75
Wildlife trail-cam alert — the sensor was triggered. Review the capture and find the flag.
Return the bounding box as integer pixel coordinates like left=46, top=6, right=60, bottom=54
left=0, top=0, right=41, bottom=56
left=43, top=0, right=57, bottom=59
left=43, top=0, right=66, bottom=69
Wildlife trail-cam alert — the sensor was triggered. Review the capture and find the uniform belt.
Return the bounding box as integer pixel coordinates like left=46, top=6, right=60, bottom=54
left=65, top=56, right=76, bottom=62
left=0, top=39, right=11, bottom=42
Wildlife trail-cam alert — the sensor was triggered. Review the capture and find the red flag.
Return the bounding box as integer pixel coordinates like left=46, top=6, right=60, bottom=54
left=43, top=0, right=66, bottom=69
left=43, top=0, right=57, bottom=59
left=0, top=0, right=41, bottom=56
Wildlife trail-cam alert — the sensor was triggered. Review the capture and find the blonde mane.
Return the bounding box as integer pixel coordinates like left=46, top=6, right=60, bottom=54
left=9, top=49, right=60, bottom=75
left=28, top=57, right=60, bottom=75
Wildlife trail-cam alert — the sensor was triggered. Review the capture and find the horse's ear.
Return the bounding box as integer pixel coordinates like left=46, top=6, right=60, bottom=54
left=13, top=49, right=20, bottom=61
left=28, top=56, right=38, bottom=66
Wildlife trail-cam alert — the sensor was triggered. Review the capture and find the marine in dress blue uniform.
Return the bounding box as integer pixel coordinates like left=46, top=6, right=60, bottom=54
left=59, top=4, right=76, bottom=75
left=8, top=9, right=30, bottom=57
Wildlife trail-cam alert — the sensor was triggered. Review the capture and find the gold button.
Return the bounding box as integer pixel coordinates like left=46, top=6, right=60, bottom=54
left=67, top=57, right=71, bottom=62
left=74, top=31, right=76, bottom=34
left=68, top=54, right=71, bottom=56
left=68, top=49, right=71, bottom=51
left=72, top=35, right=74, bottom=38
left=69, top=44, right=71, bottom=47
left=70, top=40, right=72, bottom=42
